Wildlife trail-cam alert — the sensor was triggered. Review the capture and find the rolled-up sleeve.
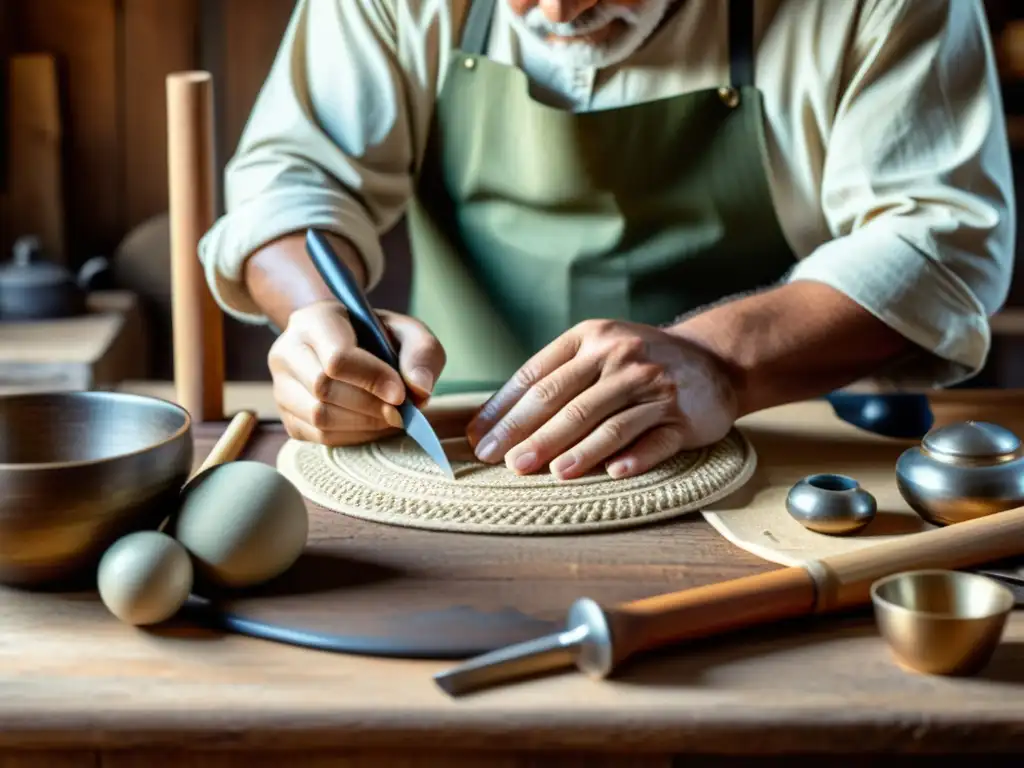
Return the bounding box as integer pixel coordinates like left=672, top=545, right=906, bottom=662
left=786, top=0, right=1016, bottom=388
left=197, top=0, right=418, bottom=323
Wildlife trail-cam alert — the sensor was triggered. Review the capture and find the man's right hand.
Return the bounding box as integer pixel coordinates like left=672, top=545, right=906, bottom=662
left=268, top=300, right=446, bottom=446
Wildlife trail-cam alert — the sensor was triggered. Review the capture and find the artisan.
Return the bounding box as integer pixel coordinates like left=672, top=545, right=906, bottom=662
left=198, top=0, right=1015, bottom=481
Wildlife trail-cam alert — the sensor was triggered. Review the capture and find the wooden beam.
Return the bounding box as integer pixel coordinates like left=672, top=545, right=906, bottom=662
left=0, top=54, right=66, bottom=263
left=15, top=0, right=120, bottom=261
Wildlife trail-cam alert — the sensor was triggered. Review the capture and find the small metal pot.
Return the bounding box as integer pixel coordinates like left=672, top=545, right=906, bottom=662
left=895, top=420, right=1024, bottom=526
left=0, top=235, right=110, bottom=321
left=785, top=473, right=877, bottom=535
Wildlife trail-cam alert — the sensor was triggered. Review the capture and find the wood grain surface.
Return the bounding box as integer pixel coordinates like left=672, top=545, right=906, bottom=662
left=0, top=54, right=65, bottom=262
left=166, top=71, right=224, bottom=422
left=122, top=0, right=201, bottom=233
left=1, top=390, right=1023, bottom=765
left=186, top=425, right=774, bottom=659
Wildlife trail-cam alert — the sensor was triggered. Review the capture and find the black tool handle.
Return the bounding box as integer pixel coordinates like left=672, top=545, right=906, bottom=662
left=305, top=228, right=402, bottom=372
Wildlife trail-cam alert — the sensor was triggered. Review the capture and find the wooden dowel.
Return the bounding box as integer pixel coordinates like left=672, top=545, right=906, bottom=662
left=188, top=410, right=258, bottom=483
left=159, top=410, right=257, bottom=531
left=167, top=71, right=224, bottom=423
left=816, top=502, right=1024, bottom=611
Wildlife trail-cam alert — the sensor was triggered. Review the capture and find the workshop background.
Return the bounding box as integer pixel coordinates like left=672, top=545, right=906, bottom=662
left=1, top=0, right=1023, bottom=391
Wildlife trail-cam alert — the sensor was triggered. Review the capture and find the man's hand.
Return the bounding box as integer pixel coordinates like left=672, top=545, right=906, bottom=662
left=465, top=319, right=739, bottom=480
left=269, top=300, right=446, bottom=446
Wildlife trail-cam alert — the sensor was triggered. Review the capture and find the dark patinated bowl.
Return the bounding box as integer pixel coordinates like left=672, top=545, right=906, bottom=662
left=0, top=391, right=192, bottom=587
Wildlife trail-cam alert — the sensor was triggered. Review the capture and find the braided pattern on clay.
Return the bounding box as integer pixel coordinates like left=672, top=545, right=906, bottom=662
left=277, top=428, right=757, bottom=535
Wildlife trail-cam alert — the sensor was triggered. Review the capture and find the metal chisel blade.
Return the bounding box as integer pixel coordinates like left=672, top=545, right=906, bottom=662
left=400, top=401, right=455, bottom=480
left=433, top=627, right=583, bottom=697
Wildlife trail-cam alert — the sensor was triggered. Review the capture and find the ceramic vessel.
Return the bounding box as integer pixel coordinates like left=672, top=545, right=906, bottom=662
left=895, top=421, right=1024, bottom=526
left=0, top=235, right=109, bottom=320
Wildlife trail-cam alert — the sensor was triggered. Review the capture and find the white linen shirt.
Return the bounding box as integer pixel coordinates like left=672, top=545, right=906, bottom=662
left=197, top=0, right=1016, bottom=388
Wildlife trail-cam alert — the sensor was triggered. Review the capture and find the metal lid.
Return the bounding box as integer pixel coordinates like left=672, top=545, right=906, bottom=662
left=922, top=421, right=1021, bottom=459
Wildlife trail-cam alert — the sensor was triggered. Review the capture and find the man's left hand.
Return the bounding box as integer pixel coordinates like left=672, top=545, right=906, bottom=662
left=465, top=319, right=740, bottom=480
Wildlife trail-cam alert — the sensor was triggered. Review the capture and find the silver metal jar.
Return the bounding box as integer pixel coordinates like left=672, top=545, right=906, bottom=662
left=895, top=420, right=1024, bottom=526
left=785, top=473, right=877, bottom=535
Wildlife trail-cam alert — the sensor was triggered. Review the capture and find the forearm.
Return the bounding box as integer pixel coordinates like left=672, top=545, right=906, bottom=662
left=242, top=231, right=367, bottom=331
left=197, top=0, right=418, bottom=327
left=667, top=280, right=912, bottom=417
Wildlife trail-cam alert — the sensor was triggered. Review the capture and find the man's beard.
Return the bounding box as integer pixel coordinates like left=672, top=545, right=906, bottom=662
left=506, top=0, right=673, bottom=70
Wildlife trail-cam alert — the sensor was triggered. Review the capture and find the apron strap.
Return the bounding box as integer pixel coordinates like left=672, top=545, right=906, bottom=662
left=460, top=0, right=498, bottom=54
left=728, top=0, right=755, bottom=88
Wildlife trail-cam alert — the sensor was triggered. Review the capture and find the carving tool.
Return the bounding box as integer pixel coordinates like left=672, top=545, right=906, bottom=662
left=434, top=503, right=1024, bottom=695
left=305, top=229, right=454, bottom=480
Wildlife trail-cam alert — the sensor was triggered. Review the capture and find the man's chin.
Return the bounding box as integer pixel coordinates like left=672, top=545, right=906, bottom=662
left=527, top=32, right=641, bottom=70
left=511, top=0, right=673, bottom=72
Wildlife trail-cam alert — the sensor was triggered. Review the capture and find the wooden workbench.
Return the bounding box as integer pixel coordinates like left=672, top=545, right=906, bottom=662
left=2, top=384, right=1023, bottom=766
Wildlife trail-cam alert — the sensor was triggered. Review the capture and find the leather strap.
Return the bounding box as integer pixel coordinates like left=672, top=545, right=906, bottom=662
left=460, top=0, right=498, bottom=54
left=728, top=0, right=754, bottom=88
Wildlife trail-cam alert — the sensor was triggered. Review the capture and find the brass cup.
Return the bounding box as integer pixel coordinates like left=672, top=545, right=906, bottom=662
left=870, top=569, right=1015, bottom=676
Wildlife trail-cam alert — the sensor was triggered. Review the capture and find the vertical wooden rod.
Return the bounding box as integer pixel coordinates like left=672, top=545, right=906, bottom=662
left=167, top=71, right=224, bottom=422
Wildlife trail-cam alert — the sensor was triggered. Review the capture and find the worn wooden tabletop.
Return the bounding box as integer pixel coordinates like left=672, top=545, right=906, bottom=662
left=3, top=384, right=1024, bottom=765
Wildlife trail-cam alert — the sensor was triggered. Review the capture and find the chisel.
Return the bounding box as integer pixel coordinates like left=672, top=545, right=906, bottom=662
left=305, top=229, right=454, bottom=480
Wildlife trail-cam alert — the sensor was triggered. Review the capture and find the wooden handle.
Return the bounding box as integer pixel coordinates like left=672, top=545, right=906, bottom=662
left=816, top=503, right=1024, bottom=611
left=188, top=410, right=258, bottom=483
left=606, top=567, right=816, bottom=664
left=167, top=71, right=224, bottom=423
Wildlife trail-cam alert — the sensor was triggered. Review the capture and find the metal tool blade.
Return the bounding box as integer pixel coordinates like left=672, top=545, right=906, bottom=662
left=433, top=598, right=614, bottom=696
left=400, top=401, right=455, bottom=480
left=305, top=229, right=455, bottom=480
left=433, top=624, right=587, bottom=697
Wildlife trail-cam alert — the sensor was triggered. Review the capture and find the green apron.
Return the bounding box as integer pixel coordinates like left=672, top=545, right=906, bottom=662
left=405, top=0, right=796, bottom=395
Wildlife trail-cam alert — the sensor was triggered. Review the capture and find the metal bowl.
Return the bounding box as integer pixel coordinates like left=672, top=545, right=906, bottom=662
left=870, top=569, right=1015, bottom=676
left=0, top=391, right=192, bottom=587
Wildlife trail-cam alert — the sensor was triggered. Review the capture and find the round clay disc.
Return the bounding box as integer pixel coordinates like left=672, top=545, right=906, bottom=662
left=701, top=503, right=936, bottom=567
left=276, top=426, right=757, bottom=535
left=699, top=411, right=936, bottom=567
